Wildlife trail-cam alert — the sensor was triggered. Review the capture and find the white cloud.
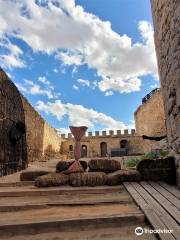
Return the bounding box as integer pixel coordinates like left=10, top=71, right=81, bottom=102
left=53, top=68, right=58, bottom=73
left=38, top=76, right=53, bottom=88
left=57, top=127, right=70, bottom=136
left=57, top=51, right=84, bottom=66
left=150, top=83, right=160, bottom=89
left=73, top=84, right=79, bottom=90
left=15, top=78, right=60, bottom=99
left=0, top=39, right=25, bottom=68
left=105, top=91, right=114, bottom=96
left=36, top=99, right=128, bottom=131
left=0, top=0, right=158, bottom=93
left=76, top=78, right=98, bottom=90
left=77, top=78, right=90, bottom=87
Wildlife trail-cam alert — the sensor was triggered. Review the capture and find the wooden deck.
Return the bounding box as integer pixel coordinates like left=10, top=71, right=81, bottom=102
left=124, top=181, right=180, bottom=240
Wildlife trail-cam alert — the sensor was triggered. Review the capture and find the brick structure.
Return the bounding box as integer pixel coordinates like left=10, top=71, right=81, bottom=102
left=0, top=68, right=63, bottom=165
left=135, top=88, right=166, bottom=136
left=21, top=96, right=63, bottom=162
left=61, top=129, right=154, bottom=158
left=0, top=69, right=27, bottom=174
left=151, top=0, right=180, bottom=187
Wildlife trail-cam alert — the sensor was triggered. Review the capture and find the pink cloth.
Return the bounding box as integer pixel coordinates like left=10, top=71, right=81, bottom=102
left=69, top=126, right=87, bottom=161
left=64, top=126, right=87, bottom=174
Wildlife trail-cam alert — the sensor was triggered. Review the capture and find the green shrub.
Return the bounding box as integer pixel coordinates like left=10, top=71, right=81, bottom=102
left=126, top=158, right=140, bottom=168
left=141, top=152, right=157, bottom=160
left=159, top=151, right=169, bottom=157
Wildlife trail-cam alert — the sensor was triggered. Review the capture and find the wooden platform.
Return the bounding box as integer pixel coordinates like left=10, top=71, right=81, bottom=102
left=124, top=181, right=180, bottom=240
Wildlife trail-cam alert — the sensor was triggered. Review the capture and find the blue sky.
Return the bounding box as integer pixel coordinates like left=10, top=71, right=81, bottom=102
left=0, top=0, right=159, bottom=134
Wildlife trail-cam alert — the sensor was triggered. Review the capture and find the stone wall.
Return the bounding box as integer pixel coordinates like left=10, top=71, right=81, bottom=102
left=134, top=89, right=166, bottom=136
left=43, top=122, right=63, bottom=159
left=151, top=0, right=180, bottom=186
left=21, top=96, right=62, bottom=162
left=61, top=130, right=154, bottom=158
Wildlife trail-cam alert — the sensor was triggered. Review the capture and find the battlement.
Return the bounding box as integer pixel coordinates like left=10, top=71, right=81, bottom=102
left=142, top=88, right=160, bottom=104
left=61, top=129, right=136, bottom=139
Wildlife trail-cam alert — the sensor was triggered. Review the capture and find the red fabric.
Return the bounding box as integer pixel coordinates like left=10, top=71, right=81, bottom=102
left=63, top=126, right=88, bottom=174
left=62, top=160, right=84, bottom=174
left=69, top=126, right=87, bottom=161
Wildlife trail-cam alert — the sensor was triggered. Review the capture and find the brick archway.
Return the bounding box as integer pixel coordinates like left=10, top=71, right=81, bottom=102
left=81, top=145, right=87, bottom=157
left=100, top=142, right=107, bottom=157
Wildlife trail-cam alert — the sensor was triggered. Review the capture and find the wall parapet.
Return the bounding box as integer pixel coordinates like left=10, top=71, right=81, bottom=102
left=60, top=129, right=136, bottom=139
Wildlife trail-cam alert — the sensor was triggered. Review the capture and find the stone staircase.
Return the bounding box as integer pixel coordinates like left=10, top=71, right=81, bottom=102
left=0, top=183, right=156, bottom=239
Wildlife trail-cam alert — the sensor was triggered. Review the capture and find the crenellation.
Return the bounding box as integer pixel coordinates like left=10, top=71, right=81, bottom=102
left=124, top=129, right=129, bottom=135
left=95, top=131, right=99, bottom=136
left=131, top=129, right=135, bottom=135
left=68, top=133, right=72, bottom=139
left=88, top=132, right=92, bottom=137
left=109, top=130, right=114, bottom=136
left=117, top=130, right=121, bottom=135
left=102, top=131, right=106, bottom=136
left=61, top=134, right=66, bottom=139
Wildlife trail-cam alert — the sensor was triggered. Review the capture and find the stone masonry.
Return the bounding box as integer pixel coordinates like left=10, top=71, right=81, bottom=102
left=61, top=129, right=155, bottom=158
left=135, top=89, right=166, bottom=136
left=21, top=96, right=62, bottom=162
left=151, top=1, right=180, bottom=186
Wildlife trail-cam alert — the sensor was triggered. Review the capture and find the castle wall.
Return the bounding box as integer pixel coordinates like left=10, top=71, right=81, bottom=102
left=151, top=0, right=180, bottom=153
left=42, top=122, right=62, bottom=159
left=61, top=131, right=154, bottom=158
left=135, top=89, right=166, bottom=136
left=21, top=96, right=62, bottom=162
left=151, top=0, right=180, bottom=186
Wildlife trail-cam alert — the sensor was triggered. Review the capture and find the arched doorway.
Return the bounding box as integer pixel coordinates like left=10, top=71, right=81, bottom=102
left=120, top=139, right=128, bottom=155
left=0, top=69, right=27, bottom=176
left=100, top=142, right=107, bottom=157
left=69, top=145, right=73, bottom=151
left=81, top=145, right=87, bottom=157
left=120, top=140, right=128, bottom=149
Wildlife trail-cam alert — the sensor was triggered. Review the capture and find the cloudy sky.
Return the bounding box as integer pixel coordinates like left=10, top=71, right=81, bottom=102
left=0, top=0, right=160, bottom=135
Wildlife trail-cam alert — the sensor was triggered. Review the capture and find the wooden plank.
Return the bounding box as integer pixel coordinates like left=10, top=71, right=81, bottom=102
left=124, top=182, right=176, bottom=240
left=123, top=182, right=149, bottom=208
left=131, top=182, right=180, bottom=240
left=141, top=181, right=180, bottom=225
left=158, top=182, right=180, bottom=199
left=149, top=181, right=180, bottom=210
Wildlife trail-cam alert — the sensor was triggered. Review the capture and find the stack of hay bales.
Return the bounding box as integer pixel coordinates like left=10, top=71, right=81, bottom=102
left=107, top=170, right=141, bottom=186
left=20, top=170, right=49, bottom=181
left=88, top=159, right=121, bottom=173
left=137, top=156, right=176, bottom=183
left=69, top=172, right=107, bottom=187
left=56, top=160, right=87, bottom=172
left=35, top=173, right=69, bottom=187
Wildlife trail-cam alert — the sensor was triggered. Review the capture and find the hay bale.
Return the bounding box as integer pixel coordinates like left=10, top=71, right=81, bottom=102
left=56, top=160, right=87, bottom=172
left=139, top=168, right=175, bottom=182
left=56, top=161, right=72, bottom=172
left=20, top=171, right=49, bottom=181
left=88, top=159, right=121, bottom=173
left=69, top=172, right=107, bottom=187
left=34, top=173, right=69, bottom=187
left=107, top=170, right=141, bottom=186
left=137, top=157, right=175, bottom=171
left=137, top=157, right=176, bottom=183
